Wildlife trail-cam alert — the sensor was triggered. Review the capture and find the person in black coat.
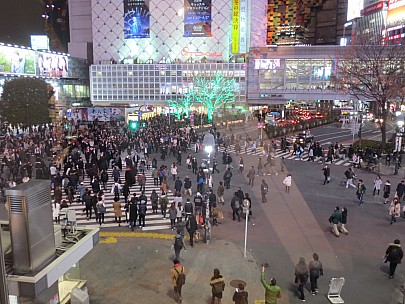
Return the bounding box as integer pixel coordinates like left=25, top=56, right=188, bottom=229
left=385, top=239, right=403, bottom=278
left=395, top=180, right=405, bottom=201
left=185, top=214, right=198, bottom=247
left=128, top=193, right=138, bottom=231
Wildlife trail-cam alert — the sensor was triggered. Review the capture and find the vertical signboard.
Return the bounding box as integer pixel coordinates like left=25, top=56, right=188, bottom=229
left=184, top=0, right=212, bottom=37
left=124, top=0, right=151, bottom=39
left=232, top=0, right=240, bottom=54
left=239, top=0, right=248, bottom=53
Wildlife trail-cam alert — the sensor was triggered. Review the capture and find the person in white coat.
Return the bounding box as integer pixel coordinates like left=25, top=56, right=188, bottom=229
left=52, top=202, right=61, bottom=224
left=283, top=173, right=292, bottom=193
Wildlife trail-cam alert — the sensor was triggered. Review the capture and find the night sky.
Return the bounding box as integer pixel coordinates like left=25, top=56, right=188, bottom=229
left=0, top=0, right=45, bottom=47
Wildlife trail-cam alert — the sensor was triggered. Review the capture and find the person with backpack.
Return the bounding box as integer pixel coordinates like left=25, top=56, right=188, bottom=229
left=210, top=268, right=225, bottom=304
left=232, top=283, right=248, bottom=304
left=159, top=193, right=169, bottom=218
left=294, top=257, right=309, bottom=302
left=172, top=232, right=187, bottom=260
left=231, top=193, right=241, bottom=222
left=171, top=259, right=186, bottom=303
left=138, top=192, right=147, bottom=228
left=261, top=179, right=269, bottom=203
left=111, top=181, right=122, bottom=201
left=384, top=239, right=403, bottom=279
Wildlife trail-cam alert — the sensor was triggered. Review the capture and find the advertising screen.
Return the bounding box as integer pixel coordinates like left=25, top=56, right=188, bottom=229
left=347, top=0, right=364, bottom=21
left=387, top=0, right=405, bottom=28
left=184, top=0, right=212, bottom=37
left=124, top=0, right=151, bottom=39
left=254, top=59, right=282, bottom=70
left=37, top=52, right=68, bottom=78
left=30, top=35, right=49, bottom=51
left=0, top=45, right=36, bottom=75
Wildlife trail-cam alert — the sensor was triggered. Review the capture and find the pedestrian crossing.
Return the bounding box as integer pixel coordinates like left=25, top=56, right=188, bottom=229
left=59, top=165, right=174, bottom=231
left=217, top=145, right=357, bottom=167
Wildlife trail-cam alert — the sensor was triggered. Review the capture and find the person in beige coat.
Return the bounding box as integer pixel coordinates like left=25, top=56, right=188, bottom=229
left=112, top=197, right=122, bottom=226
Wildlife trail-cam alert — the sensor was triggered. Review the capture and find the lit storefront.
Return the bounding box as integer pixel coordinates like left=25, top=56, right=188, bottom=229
left=247, top=46, right=352, bottom=105
left=0, top=43, right=90, bottom=112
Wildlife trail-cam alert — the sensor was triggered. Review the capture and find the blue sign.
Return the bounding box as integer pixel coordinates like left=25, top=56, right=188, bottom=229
left=184, top=0, right=212, bottom=37
left=124, top=0, right=150, bottom=39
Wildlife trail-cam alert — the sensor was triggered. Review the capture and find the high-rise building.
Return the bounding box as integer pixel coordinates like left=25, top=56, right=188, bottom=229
left=356, top=0, right=388, bottom=42
left=266, top=0, right=348, bottom=46
left=67, top=0, right=269, bottom=107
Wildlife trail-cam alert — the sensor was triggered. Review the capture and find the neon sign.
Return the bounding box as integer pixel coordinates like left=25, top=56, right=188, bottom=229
left=181, top=47, right=223, bottom=57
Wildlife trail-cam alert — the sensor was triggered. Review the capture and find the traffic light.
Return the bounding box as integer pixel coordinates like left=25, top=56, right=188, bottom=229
left=129, top=121, right=138, bottom=131
left=141, top=121, right=147, bottom=128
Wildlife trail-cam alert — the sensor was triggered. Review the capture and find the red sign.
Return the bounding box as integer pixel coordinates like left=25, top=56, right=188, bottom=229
left=361, top=1, right=384, bottom=15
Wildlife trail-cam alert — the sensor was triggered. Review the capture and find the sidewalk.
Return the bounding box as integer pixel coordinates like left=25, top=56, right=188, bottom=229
left=80, top=235, right=276, bottom=304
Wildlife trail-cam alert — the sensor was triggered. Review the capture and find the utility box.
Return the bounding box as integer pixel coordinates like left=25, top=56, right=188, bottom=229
left=6, top=180, right=55, bottom=274
left=327, top=277, right=345, bottom=303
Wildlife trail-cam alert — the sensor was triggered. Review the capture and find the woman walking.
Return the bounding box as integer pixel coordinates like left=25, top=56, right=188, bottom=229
left=383, top=180, right=391, bottom=204
left=373, top=175, right=382, bottom=196
left=112, top=197, right=122, bottom=226
left=96, top=197, right=106, bottom=226
left=169, top=202, right=177, bottom=230
left=294, top=257, right=309, bottom=302
left=389, top=198, right=401, bottom=225
left=283, top=173, right=292, bottom=193
left=176, top=201, right=183, bottom=224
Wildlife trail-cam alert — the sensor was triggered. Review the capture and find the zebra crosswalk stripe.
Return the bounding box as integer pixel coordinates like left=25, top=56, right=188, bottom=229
left=217, top=145, right=356, bottom=167
left=60, top=165, right=173, bottom=231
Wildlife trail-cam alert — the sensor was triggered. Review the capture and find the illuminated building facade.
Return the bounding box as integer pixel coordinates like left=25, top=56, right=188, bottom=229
left=356, top=0, right=388, bottom=42
left=266, top=0, right=348, bottom=46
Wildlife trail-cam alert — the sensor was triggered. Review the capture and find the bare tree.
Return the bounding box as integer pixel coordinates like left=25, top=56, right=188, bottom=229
left=333, top=36, right=405, bottom=144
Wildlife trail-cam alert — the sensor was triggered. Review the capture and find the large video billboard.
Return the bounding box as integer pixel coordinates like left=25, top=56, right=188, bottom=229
left=184, top=0, right=212, bottom=37
left=0, top=46, right=36, bottom=75
left=37, top=52, right=69, bottom=78
left=124, top=0, right=151, bottom=39
left=387, top=0, right=405, bottom=28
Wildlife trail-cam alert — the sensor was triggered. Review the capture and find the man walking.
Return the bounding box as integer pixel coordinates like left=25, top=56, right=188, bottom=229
left=223, top=168, right=233, bottom=189
left=172, top=232, right=187, bottom=260
left=356, top=179, right=366, bottom=206
left=260, top=265, right=281, bottom=304
left=261, top=179, right=269, bottom=203
left=322, top=165, right=330, bottom=185
left=385, top=239, right=403, bottom=279
left=329, top=206, right=342, bottom=237
left=185, top=214, right=197, bottom=247
left=247, top=166, right=255, bottom=187
left=344, top=168, right=356, bottom=188
left=308, top=253, right=323, bottom=295
left=231, top=193, right=241, bottom=222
